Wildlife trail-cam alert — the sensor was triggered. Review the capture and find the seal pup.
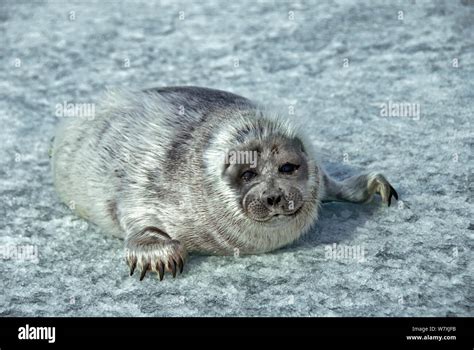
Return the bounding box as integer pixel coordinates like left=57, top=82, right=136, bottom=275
left=51, top=86, right=398, bottom=280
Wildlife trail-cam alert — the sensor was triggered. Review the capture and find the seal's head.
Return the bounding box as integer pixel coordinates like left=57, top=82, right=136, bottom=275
left=224, top=136, right=308, bottom=223
left=204, top=110, right=322, bottom=254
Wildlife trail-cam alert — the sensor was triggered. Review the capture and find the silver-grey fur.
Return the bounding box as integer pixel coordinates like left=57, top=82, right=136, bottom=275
left=51, top=86, right=398, bottom=280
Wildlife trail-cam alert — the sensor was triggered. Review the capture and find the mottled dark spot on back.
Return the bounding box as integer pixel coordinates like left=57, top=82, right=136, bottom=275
left=144, top=168, right=164, bottom=196
left=103, top=145, right=115, bottom=158
left=165, top=108, right=211, bottom=173
left=107, top=200, right=119, bottom=225
left=96, top=120, right=111, bottom=147
left=114, top=168, right=125, bottom=178
left=167, top=138, right=188, bottom=166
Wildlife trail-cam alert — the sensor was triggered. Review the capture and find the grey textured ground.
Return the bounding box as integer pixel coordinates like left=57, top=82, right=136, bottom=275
left=0, top=0, right=473, bottom=316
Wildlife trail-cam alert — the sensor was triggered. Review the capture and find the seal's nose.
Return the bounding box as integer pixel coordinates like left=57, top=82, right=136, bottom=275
left=266, top=194, right=281, bottom=206
left=263, top=191, right=283, bottom=208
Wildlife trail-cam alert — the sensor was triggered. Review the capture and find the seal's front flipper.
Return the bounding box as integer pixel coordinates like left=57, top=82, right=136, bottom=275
left=321, top=172, right=398, bottom=206
left=125, top=227, right=187, bottom=281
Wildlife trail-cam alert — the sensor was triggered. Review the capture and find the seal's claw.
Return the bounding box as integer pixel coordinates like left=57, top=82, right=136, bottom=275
left=156, top=261, right=164, bottom=281
left=125, top=238, right=187, bottom=281
left=390, top=185, right=399, bottom=201
left=177, top=256, right=184, bottom=274
left=170, top=259, right=177, bottom=278
left=140, top=263, right=149, bottom=281
left=387, top=185, right=399, bottom=207
left=128, top=256, right=137, bottom=276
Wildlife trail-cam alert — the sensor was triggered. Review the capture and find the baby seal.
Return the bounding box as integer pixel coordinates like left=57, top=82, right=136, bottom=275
left=51, top=86, right=398, bottom=281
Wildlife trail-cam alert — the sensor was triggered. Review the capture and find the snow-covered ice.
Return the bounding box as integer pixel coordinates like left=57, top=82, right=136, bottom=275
left=0, top=0, right=472, bottom=316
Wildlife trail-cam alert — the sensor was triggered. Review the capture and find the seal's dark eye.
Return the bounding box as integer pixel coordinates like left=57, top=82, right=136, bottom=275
left=241, top=170, right=257, bottom=182
left=279, top=163, right=299, bottom=174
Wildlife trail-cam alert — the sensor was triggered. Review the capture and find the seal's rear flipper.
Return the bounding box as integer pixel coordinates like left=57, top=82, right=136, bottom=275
left=321, top=172, right=398, bottom=207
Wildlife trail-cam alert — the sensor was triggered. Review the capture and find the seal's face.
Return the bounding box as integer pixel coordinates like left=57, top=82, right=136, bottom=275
left=224, top=136, right=310, bottom=223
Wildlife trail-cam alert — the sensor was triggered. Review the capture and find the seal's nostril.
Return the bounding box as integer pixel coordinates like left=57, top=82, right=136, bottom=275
left=267, top=195, right=281, bottom=207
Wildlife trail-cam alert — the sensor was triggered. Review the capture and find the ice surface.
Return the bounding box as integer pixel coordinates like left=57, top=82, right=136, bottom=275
left=0, top=0, right=472, bottom=316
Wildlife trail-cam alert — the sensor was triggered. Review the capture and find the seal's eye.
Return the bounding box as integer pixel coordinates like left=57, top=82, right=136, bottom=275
left=241, top=170, right=257, bottom=182
left=279, top=163, right=299, bottom=174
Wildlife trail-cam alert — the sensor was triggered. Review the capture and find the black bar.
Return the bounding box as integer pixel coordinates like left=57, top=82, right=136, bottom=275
left=0, top=317, right=472, bottom=347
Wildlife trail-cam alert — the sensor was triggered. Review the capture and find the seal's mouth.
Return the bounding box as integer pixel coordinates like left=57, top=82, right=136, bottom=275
left=253, top=206, right=303, bottom=223
left=273, top=206, right=302, bottom=218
